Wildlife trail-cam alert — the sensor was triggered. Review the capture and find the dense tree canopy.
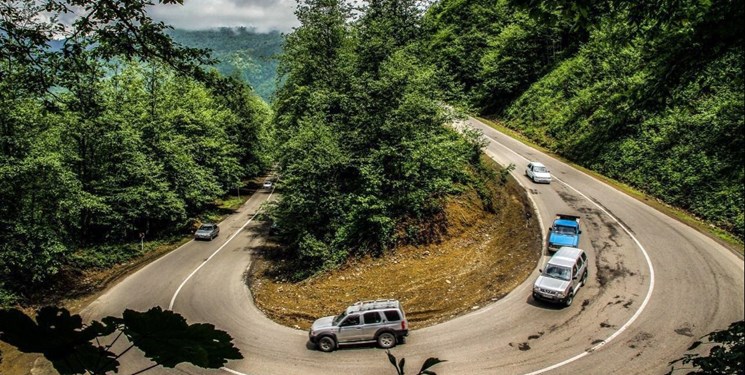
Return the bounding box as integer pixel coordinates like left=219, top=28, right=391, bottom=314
left=423, top=0, right=744, bottom=240
left=272, top=0, right=493, bottom=278
left=3, top=0, right=740, bottom=310
left=0, top=1, right=272, bottom=305
left=0, top=60, right=271, bottom=303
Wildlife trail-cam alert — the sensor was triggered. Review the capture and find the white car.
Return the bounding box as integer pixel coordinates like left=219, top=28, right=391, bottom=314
left=263, top=180, right=273, bottom=189
left=526, top=161, right=552, bottom=184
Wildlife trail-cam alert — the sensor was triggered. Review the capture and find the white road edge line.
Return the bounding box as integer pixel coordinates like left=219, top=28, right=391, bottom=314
left=207, top=122, right=654, bottom=375
left=221, top=366, right=251, bottom=375
left=168, top=187, right=276, bottom=311
left=479, top=127, right=655, bottom=375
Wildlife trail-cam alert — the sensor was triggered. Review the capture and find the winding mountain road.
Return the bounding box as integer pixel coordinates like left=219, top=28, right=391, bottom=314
left=81, top=117, right=744, bottom=375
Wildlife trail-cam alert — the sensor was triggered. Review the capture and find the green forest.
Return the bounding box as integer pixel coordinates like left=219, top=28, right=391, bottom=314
left=423, top=0, right=744, bottom=240
left=270, top=0, right=497, bottom=278
left=1, top=0, right=743, bottom=309
left=0, top=1, right=272, bottom=306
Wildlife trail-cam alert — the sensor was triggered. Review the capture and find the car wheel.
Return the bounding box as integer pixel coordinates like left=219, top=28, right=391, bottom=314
left=565, top=292, right=574, bottom=307
left=317, top=336, right=336, bottom=352
left=377, top=332, right=397, bottom=349
left=582, top=270, right=588, bottom=285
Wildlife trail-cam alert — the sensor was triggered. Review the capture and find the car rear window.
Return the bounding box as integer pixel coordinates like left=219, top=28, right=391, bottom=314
left=383, top=310, right=401, bottom=321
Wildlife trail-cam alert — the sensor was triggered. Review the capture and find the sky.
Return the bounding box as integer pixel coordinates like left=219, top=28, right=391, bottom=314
left=148, top=0, right=300, bottom=33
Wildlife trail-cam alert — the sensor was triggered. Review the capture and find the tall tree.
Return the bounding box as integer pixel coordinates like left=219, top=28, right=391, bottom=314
left=355, top=0, right=423, bottom=74
left=272, top=0, right=486, bottom=277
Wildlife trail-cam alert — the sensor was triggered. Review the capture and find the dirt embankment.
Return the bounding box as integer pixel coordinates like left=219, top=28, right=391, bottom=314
left=249, top=167, right=543, bottom=330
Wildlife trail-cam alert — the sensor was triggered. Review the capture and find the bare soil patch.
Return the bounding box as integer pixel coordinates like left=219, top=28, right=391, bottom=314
left=248, top=173, right=543, bottom=330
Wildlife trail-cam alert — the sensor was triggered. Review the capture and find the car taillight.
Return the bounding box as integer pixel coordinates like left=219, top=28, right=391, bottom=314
left=401, top=321, right=406, bottom=330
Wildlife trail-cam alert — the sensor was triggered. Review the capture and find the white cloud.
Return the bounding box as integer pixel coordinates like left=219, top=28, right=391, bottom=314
left=148, top=0, right=300, bottom=33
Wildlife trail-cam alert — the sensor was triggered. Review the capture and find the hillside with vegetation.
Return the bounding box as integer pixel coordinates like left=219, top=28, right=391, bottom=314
left=2, top=2, right=741, bottom=374
left=0, top=2, right=272, bottom=307
left=424, top=0, right=744, bottom=242
left=268, top=0, right=522, bottom=279
left=168, top=28, right=283, bottom=101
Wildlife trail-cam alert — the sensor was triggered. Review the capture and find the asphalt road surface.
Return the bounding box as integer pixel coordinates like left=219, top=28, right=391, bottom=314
left=81, top=117, right=744, bottom=375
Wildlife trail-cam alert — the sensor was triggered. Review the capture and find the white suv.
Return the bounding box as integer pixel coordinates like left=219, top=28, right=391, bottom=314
left=532, top=247, right=588, bottom=306
left=308, top=299, right=409, bottom=352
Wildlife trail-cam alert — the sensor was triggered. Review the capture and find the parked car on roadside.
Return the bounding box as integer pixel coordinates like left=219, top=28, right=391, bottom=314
left=532, top=246, right=588, bottom=307
left=309, top=299, right=409, bottom=352
left=194, top=223, right=219, bottom=241
left=526, top=161, right=552, bottom=183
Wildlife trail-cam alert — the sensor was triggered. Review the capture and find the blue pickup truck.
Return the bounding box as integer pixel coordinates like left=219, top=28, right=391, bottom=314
left=547, top=214, right=581, bottom=253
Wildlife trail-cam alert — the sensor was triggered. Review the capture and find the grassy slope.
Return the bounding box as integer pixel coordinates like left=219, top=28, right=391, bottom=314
left=498, top=19, right=744, bottom=245
left=478, top=117, right=744, bottom=254
left=250, top=157, right=543, bottom=329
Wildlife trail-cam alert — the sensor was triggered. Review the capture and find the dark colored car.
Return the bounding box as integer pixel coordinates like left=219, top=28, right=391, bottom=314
left=194, top=223, right=219, bottom=241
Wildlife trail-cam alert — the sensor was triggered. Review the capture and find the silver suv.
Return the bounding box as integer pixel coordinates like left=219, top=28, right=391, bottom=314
left=309, top=299, right=409, bottom=352
left=532, top=247, right=588, bottom=306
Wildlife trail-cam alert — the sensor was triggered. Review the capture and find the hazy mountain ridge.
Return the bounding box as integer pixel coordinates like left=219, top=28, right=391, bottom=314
left=168, top=27, right=284, bottom=102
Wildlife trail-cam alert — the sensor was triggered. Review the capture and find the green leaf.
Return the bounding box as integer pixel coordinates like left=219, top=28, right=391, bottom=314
left=117, top=307, right=243, bottom=368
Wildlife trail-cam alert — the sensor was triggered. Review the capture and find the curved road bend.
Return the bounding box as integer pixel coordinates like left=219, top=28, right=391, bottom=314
left=81, top=117, right=744, bottom=375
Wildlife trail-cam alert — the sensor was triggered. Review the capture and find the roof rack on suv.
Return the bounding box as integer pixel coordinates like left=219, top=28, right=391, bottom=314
left=351, top=299, right=399, bottom=312
left=310, top=299, right=409, bottom=352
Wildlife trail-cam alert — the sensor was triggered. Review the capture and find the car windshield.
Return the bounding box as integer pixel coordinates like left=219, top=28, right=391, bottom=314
left=554, top=225, right=576, bottom=235
left=199, top=225, right=213, bottom=231
left=545, top=265, right=571, bottom=281
left=332, top=311, right=348, bottom=325
left=534, top=166, right=547, bottom=173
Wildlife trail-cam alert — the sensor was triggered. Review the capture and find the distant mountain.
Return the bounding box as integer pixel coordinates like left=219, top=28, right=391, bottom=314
left=168, top=27, right=284, bottom=102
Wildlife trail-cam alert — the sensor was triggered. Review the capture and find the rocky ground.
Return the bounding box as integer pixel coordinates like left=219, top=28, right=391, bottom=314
left=248, top=172, right=543, bottom=330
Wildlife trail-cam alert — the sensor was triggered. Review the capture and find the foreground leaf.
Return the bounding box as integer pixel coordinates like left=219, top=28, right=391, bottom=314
left=0, top=307, right=118, bottom=374
left=114, top=307, right=243, bottom=368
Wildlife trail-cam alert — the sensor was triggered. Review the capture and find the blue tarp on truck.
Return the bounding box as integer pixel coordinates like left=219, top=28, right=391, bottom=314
left=548, top=214, right=581, bottom=252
